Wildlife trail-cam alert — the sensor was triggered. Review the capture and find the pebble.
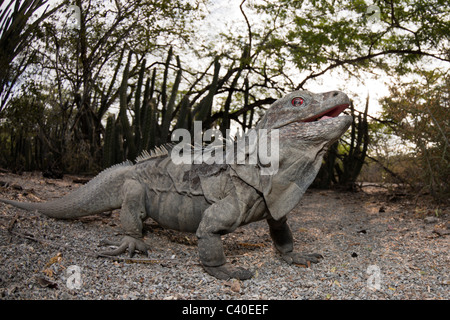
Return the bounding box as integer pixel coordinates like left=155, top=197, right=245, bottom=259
left=424, top=217, right=439, bottom=224
left=1, top=179, right=448, bottom=300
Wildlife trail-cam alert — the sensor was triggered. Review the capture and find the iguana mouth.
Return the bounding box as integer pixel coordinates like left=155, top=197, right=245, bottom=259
left=301, top=104, right=349, bottom=122
left=274, top=103, right=350, bottom=129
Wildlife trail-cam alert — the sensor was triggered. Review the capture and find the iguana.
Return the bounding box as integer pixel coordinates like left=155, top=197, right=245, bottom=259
left=0, top=90, right=352, bottom=280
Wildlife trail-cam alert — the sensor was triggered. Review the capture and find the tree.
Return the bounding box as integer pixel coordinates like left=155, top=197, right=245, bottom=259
left=248, top=0, right=449, bottom=89
left=379, top=70, right=449, bottom=202
left=185, top=0, right=449, bottom=142
left=0, top=0, right=199, bottom=172
left=0, top=0, right=64, bottom=111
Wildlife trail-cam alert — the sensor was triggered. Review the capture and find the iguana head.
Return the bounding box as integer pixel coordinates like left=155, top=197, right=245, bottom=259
left=236, top=90, right=353, bottom=220
left=256, top=90, right=351, bottom=132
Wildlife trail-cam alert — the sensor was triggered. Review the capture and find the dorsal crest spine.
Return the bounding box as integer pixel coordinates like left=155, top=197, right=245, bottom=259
left=135, top=144, right=173, bottom=163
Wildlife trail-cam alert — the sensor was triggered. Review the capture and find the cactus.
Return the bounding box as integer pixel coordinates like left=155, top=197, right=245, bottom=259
left=192, top=58, right=220, bottom=128
left=149, top=68, right=156, bottom=101
left=220, top=68, right=242, bottom=136
left=242, top=77, right=250, bottom=131
left=101, top=50, right=226, bottom=166
left=161, top=47, right=173, bottom=112
left=104, top=55, right=150, bottom=167
left=23, top=137, right=32, bottom=171
left=133, top=58, right=146, bottom=151
left=103, top=114, right=116, bottom=168
left=118, top=51, right=137, bottom=161
left=174, top=96, right=191, bottom=131
left=140, top=77, right=151, bottom=150
left=160, top=55, right=182, bottom=143
left=148, top=98, right=158, bottom=149
left=141, top=69, right=158, bottom=150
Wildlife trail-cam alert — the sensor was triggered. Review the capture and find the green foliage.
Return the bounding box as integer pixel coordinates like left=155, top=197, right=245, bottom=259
left=0, top=0, right=199, bottom=173
left=250, top=0, right=449, bottom=86
left=0, top=94, right=44, bottom=170
left=0, top=0, right=64, bottom=110
left=379, top=70, right=450, bottom=201
left=0, top=81, right=69, bottom=171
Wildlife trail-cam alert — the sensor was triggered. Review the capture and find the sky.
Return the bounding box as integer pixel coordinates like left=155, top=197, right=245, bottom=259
left=198, top=0, right=391, bottom=116
left=198, top=0, right=449, bottom=119
left=30, top=0, right=418, bottom=117
left=16, top=0, right=447, bottom=118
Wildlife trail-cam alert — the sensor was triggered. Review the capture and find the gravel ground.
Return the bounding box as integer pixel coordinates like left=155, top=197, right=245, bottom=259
left=0, top=171, right=448, bottom=300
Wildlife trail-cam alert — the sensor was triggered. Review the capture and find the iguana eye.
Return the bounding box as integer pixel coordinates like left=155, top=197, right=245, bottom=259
left=291, top=97, right=304, bottom=107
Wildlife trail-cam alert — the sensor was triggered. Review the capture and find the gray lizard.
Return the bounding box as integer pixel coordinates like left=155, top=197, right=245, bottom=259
left=0, top=90, right=352, bottom=280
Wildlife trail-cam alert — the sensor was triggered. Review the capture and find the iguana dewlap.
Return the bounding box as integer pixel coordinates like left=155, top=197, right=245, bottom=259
left=0, top=90, right=352, bottom=280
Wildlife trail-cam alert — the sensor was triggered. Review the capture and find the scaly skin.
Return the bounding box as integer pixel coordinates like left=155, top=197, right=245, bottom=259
left=0, top=90, right=352, bottom=280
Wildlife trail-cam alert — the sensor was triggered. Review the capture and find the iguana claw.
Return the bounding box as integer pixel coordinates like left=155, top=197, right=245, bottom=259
left=281, top=252, right=323, bottom=267
left=99, top=236, right=150, bottom=258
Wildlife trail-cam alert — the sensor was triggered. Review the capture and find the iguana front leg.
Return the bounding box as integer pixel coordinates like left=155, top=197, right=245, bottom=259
left=196, top=196, right=253, bottom=280
left=100, top=179, right=150, bottom=257
left=267, top=217, right=323, bottom=267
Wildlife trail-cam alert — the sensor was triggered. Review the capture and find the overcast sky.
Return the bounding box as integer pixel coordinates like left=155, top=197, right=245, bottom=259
left=25, top=0, right=447, bottom=117
left=198, top=0, right=390, bottom=115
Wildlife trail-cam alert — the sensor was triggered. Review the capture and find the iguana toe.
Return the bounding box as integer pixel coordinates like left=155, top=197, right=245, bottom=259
left=99, top=236, right=150, bottom=257
left=281, top=252, right=323, bottom=267
left=203, top=263, right=253, bottom=280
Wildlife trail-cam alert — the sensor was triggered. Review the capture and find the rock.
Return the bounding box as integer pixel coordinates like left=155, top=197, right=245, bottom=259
left=433, top=227, right=450, bottom=236
left=231, top=280, right=241, bottom=293
left=424, top=217, right=438, bottom=224
left=224, top=279, right=241, bottom=293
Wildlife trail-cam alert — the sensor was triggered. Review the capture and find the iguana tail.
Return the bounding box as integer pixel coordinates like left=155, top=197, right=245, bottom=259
left=0, top=162, right=132, bottom=219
